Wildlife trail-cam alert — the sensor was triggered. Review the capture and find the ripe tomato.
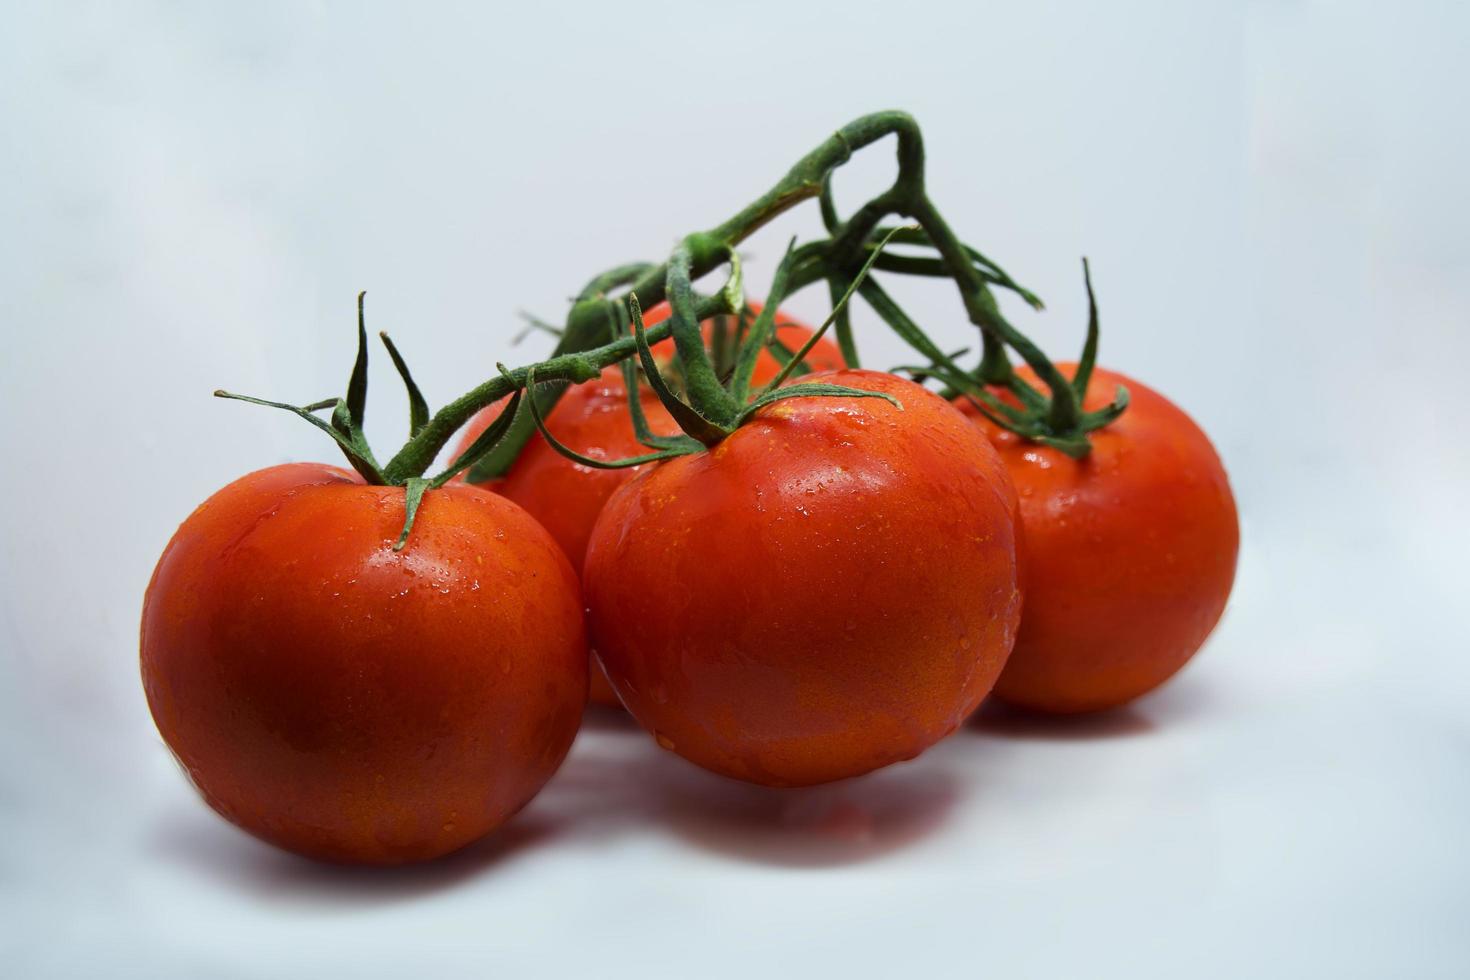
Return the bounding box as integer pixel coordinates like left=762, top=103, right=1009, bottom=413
left=140, top=463, right=587, bottom=864
left=453, top=304, right=841, bottom=707
left=959, top=365, right=1238, bottom=713
left=583, top=370, right=1022, bottom=786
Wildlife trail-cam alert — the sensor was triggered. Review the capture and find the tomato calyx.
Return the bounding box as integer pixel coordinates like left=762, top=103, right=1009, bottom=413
left=886, top=259, right=1130, bottom=458
left=213, top=111, right=1137, bottom=550
left=216, top=292, right=529, bottom=549
left=516, top=229, right=908, bottom=471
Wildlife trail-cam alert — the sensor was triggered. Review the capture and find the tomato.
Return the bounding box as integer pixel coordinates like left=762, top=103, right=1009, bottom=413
left=583, top=370, right=1022, bottom=786
left=959, top=365, right=1238, bottom=713
left=453, top=304, right=842, bottom=707
left=140, top=463, right=587, bottom=864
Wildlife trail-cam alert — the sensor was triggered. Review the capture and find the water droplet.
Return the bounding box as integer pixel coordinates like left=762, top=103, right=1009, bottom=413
left=654, top=732, right=676, bottom=751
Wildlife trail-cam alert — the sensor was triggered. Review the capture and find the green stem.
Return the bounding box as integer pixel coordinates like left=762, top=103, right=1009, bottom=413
left=906, top=194, right=1082, bottom=432
left=381, top=314, right=668, bottom=483
left=451, top=111, right=927, bottom=480
left=667, top=243, right=742, bottom=426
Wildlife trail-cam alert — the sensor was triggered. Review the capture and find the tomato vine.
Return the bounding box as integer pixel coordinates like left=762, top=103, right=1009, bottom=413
left=216, top=110, right=1130, bottom=545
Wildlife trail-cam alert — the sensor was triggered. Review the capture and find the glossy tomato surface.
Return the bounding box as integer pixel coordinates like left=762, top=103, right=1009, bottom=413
left=453, top=305, right=841, bottom=706
left=960, top=365, right=1239, bottom=713
left=140, top=463, right=587, bottom=864
left=584, top=370, right=1022, bottom=787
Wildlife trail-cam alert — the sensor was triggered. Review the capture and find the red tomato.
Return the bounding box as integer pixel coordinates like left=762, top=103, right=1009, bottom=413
left=140, top=463, right=587, bottom=864
left=960, top=365, right=1238, bottom=713
left=453, top=305, right=841, bottom=707
left=583, top=370, right=1022, bottom=786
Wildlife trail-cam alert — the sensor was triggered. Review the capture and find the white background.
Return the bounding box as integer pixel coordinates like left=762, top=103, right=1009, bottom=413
left=3, top=2, right=1468, bottom=977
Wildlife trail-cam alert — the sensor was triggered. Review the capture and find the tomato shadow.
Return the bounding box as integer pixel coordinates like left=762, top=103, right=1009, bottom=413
left=967, top=672, right=1220, bottom=740
left=146, top=801, right=558, bottom=906
left=148, top=719, right=964, bottom=897
left=967, top=698, right=1158, bottom=740
left=536, top=728, right=960, bottom=868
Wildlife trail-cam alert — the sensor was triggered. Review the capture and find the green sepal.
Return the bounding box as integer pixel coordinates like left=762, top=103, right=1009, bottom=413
left=1072, top=257, right=1099, bottom=398
left=628, top=293, right=731, bottom=447
left=1081, top=385, right=1129, bottom=429
left=607, top=300, right=692, bottom=451
left=827, top=275, right=861, bottom=369
left=859, top=277, right=974, bottom=390
left=757, top=225, right=910, bottom=397
left=329, top=397, right=382, bottom=476
left=969, top=286, right=1048, bottom=410
left=616, top=338, right=687, bottom=452
left=522, top=365, right=699, bottom=470
left=729, top=237, right=799, bottom=402
left=735, top=382, right=902, bottom=426
left=378, top=332, right=430, bottom=438
left=663, top=246, right=742, bottom=428
left=214, top=391, right=385, bottom=484
left=891, top=346, right=970, bottom=386
left=338, top=291, right=370, bottom=436
left=869, top=225, right=1044, bottom=310
left=393, top=477, right=430, bottom=551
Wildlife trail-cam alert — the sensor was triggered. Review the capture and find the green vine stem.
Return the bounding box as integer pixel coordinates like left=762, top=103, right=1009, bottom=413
left=457, top=111, right=929, bottom=480
left=217, top=110, right=1128, bottom=543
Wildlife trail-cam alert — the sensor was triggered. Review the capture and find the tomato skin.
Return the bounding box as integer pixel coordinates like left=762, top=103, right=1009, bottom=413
left=453, top=305, right=841, bottom=707
left=140, top=463, right=587, bottom=864
left=583, top=370, right=1022, bottom=787
left=960, top=365, right=1239, bottom=713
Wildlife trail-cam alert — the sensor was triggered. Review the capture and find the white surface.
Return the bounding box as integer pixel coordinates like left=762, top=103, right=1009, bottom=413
left=2, top=2, right=1468, bottom=978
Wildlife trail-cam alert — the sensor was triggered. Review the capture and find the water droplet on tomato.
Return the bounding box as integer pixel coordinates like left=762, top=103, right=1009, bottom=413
left=654, top=731, right=676, bottom=751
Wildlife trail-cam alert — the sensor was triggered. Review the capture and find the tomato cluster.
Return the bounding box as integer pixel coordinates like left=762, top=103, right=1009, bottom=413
left=139, top=112, right=1238, bottom=865
left=142, top=302, right=1235, bottom=863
